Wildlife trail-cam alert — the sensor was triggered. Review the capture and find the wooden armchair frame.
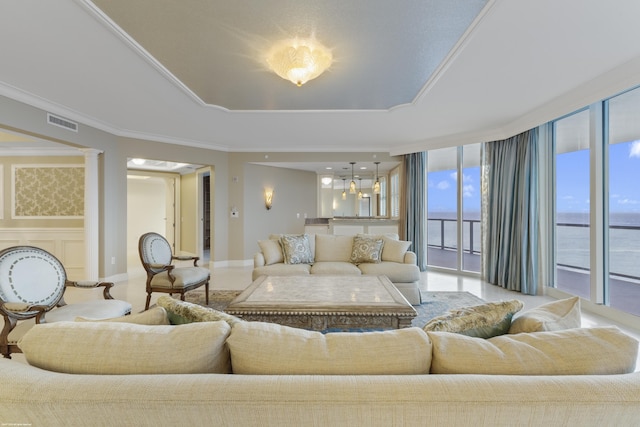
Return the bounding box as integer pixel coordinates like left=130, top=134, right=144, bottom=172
left=138, top=232, right=210, bottom=310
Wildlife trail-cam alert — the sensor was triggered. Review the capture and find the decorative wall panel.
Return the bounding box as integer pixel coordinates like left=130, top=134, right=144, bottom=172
left=12, top=165, right=84, bottom=218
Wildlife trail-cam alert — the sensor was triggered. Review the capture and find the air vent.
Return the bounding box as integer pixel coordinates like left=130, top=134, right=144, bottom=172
left=47, top=113, right=78, bottom=132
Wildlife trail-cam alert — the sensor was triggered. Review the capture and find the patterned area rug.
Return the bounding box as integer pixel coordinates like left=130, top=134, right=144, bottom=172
left=184, top=290, right=485, bottom=328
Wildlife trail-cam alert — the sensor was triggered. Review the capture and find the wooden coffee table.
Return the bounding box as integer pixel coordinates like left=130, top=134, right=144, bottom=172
left=225, top=275, right=417, bottom=331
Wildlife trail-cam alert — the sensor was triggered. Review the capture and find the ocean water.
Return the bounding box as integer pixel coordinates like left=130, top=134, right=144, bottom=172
left=428, top=211, right=640, bottom=279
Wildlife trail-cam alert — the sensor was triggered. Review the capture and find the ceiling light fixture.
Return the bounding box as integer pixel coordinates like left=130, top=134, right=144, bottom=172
left=358, top=178, right=363, bottom=200
left=373, top=162, right=381, bottom=194
left=342, top=178, right=347, bottom=200
left=349, top=162, right=357, bottom=194
left=265, top=37, right=333, bottom=87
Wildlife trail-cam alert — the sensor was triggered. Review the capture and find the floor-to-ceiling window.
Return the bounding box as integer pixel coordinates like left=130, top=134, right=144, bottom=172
left=427, top=147, right=458, bottom=270
left=426, top=144, right=481, bottom=274
left=553, top=109, right=591, bottom=299
left=607, top=87, right=640, bottom=316
left=552, top=88, right=640, bottom=318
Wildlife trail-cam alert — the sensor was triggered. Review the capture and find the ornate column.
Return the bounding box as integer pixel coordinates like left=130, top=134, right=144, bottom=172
left=81, top=148, right=102, bottom=281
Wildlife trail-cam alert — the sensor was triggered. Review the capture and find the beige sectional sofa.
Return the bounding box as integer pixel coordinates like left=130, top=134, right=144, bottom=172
left=253, top=233, right=422, bottom=304
left=1, top=297, right=639, bottom=426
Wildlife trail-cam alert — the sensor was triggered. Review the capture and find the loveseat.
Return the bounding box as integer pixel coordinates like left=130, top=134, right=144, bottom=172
left=1, top=297, right=639, bottom=426
left=253, top=233, right=422, bottom=304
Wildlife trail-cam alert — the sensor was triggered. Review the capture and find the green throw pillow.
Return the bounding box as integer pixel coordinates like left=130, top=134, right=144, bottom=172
left=157, top=296, right=243, bottom=327
left=423, top=300, right=524, bottom=338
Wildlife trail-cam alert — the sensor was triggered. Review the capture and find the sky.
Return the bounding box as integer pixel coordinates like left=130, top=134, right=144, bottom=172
left=557, top=140, right=640, bottom=214
left=426, top=140, right=640, bottom=217
left=427, top=166, right=480, bottom=215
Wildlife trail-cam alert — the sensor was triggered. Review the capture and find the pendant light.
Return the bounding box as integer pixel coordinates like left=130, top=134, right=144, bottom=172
left=349, top=162, right=357, bottom=194
left=341, top=178, right=347, bottom=200
left=358, top=178, right=363, bottom=200
left=373, top=161, right=381, bottom=194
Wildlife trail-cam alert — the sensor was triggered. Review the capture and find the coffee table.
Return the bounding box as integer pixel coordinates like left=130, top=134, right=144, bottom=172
left=225, top=275, right=417, bottom=331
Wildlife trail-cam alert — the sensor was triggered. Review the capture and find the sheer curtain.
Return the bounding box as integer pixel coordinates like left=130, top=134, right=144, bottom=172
left=401, top=152, right=427, bottom=271
left=482, top=128, right=540, bottom=294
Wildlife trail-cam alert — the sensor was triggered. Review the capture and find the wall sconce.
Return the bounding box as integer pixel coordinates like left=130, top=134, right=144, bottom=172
left=264, top=189, right=274, bottom=210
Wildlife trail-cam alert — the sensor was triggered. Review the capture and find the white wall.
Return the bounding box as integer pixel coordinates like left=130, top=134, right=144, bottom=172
left=126, top=176, right=171, bottom=274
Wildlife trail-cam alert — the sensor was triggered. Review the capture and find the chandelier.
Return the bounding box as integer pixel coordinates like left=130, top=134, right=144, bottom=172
left=373, top=162, right=381, bottom=194
left=349, top=162, right=357, bottom=194
left=265, top=37, right=333, bottom=87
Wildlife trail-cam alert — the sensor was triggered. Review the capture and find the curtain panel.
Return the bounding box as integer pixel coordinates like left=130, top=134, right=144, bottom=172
left=401, top=152, right=427, bottom=271
left=482, top=128, right=540, bottom=295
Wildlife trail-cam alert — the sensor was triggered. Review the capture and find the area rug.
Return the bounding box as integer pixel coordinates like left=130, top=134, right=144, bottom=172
left=184, top=290, right=485, bottom=328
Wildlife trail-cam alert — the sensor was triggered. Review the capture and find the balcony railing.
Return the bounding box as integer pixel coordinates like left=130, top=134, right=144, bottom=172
left=427, top=217, right=640, bottom=316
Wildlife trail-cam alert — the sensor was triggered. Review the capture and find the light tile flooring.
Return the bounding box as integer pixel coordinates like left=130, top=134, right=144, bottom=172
left=16, top=266, right=640, bottom=371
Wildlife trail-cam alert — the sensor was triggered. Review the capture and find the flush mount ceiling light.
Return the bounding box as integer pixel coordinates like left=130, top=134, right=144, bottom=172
left=265, top=37, right=333, bottom=87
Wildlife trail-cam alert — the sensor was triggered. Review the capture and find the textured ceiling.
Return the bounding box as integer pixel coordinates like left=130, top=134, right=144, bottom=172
left=1, top=1, right=640, bottom=155
left=91, top=0, right=486, bottom=111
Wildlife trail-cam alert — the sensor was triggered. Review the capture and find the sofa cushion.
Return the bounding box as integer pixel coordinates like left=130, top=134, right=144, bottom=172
left=280, top=234, right=314, bottom=264
left=350, top=235, right=384, bottom=264
left=252, top=264, right=311, bottom=281
left=357, top=262, right=420, bottom=282
left=227, top=321, right=432, bottom=375
left=157, top=295, right=243, bottom=326
left=258, top=239, right=284, bottom=265
left=75, top=306, right=169, bottom=325
left=509, top=296, right=581, bottom=334
left=381, top=237, right=412, bottom=263
left=314, top=234, right=354, bottom=262
left=18, top=321, right=232, bottom=375
left=428, top=326, right=638, bottom=375
left=310, top=261, right=362, bottom=275
left=423, top=300, right=523, bottom=338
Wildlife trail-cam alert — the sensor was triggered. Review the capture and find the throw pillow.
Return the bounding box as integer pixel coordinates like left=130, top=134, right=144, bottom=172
left=18, top=321, right=232, bottom=374
left=75, top=306, right=169, bottom=325
left=381, top=237, right=412, bottom=263
left=428, top=326, right=638, bottom=375
left=227, top=321, right=432, bottom=375
left=509, top=296, right=581, bottom=334
left=157, top=295, right=243, bottom=326
left=423, top=300, right=524, bottom=338
left=280, top=234, right=314, bottom=264
left=350, top=235, right=384, bottom=264
left=258, top=239, right=284, bottom=265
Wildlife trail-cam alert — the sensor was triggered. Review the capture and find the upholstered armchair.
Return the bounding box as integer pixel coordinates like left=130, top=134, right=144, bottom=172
left=138, top=232, right=210, bottom=310
left=0, top=246, right=132, bottom=359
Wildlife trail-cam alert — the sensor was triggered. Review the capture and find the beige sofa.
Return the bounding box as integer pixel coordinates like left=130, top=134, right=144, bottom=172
left=1, top=298, right=639, bottom=427
left=253, top=233, right=422, bottom=304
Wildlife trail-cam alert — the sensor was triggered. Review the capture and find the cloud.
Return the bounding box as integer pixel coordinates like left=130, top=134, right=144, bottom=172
left=618, top=198, right=639, bottom=205
left=630, top=140, right=640, bottom=158
left=451, top=172, right=473, bottom=183
left=463, top=184, right=474, bottom=197
left=436, top=181, right=450, bottom=190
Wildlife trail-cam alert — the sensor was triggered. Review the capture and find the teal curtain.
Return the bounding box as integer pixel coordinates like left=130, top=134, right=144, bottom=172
left=482, top=128, right=539, bottom=294
left=402, top=152, right=427, bottom=271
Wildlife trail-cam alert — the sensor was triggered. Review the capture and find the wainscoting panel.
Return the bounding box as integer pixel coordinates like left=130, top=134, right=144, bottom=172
left=0, top=228, right=85, bottom=280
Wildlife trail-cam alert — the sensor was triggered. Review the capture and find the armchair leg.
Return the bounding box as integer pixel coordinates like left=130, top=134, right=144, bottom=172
left=145, top=293, right=152, bottom=310
left=205, top=282, right=210, bottom=306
